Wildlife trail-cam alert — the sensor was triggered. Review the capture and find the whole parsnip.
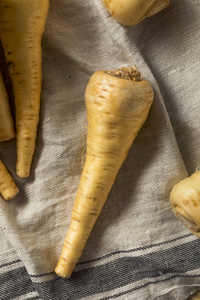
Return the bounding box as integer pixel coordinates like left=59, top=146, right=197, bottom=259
left=55, top=66, right=154, bottom=278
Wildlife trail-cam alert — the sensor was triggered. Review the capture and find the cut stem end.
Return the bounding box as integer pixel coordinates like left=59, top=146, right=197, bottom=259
left=104, top=66, right=142, bottom=81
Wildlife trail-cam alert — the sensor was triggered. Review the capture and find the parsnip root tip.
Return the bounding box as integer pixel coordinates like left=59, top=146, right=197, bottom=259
left=0, top=160, right=19, bottom=200
left=55, top=263, right=73, bottom=279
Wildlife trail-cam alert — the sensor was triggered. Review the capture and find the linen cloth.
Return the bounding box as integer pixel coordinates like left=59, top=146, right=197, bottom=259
left=0, top=0, right=200, bottom=299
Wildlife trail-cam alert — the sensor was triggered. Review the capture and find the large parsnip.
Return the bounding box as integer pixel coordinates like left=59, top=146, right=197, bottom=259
left=55, top=67, right=154, bottom=278
left=0, top=0, right=49, bottom=177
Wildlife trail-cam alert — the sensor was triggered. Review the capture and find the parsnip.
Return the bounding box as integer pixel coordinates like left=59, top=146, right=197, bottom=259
left=0, top=0, right=49, bottom=177
left=103, top=0, right=169, bottom=26
left=55, top=66, right=154, bottom=278
left=0, top=159, right=19, bottom=200
left=170, top=169, right=200, bottom=238
left=0, top=70, right=15, bottom=141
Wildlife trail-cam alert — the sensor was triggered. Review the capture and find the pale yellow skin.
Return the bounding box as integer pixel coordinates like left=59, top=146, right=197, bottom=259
left=0, top=71, right=15, bottom=141
left=103, top=0, right=169, bottom=26
left=170, top=170, right=200, bottom=238
left=0, top=0, right=49, bottom=177
left=0, top=159, right=19, bottom=200
left=55, top=67, right=154, bottom=278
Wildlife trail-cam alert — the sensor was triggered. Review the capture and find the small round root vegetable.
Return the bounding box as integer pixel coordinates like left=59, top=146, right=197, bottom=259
left=0, top=71, right=15, bottom=141
left=170, top=169, right=200, bottom=238
left=0, top=159, right=19, bottom=200
left=103, top=0, right=169, bottom=26
left=0, top=0, right=49, bottom=178
left=55, top=66, right=154, bottom=278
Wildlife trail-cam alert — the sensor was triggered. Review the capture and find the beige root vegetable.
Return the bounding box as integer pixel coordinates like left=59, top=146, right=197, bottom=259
left=0, top=71, right=15, bottom=141
left=170, top=169, right=200, bottom=238
left=55, top=66, right=154, bottom=278
left=0, top=159, right=19, bottom=200
left=0, top=0, right=49, bottom=177
left=103, top=0, right=169, bottom=26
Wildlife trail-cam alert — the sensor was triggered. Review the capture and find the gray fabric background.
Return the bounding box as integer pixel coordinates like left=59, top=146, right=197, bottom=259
left=0, top=0, right=200, bottom=299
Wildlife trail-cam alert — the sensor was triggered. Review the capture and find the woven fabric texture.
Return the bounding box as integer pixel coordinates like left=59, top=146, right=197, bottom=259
left=0, top=0, right=200, bottom=299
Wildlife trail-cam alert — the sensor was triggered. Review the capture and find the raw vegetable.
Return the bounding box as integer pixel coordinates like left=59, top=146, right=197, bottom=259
left=103, top=0, right=169, bottom=26
left=0, top=0, right=49, bottom=178
left=55, top=66, right=154, bottom=278
left=170, top=169, right=200, bottom=238
left=0, top=70, right=15, bottom=141
left=0, top=159, right=19, bottom=200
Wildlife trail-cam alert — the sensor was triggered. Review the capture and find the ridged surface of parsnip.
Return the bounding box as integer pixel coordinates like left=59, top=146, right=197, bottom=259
left=0, top=0, right=49, bottom=177
left=103, top=0, right=169, bottom=26
left=0, top=159, right=19, bottom=200
left=55, top=67, right=154, bottom=278
left=0, top=70, right=15, bottom=141
left=170, top=170, right=200, bottom=238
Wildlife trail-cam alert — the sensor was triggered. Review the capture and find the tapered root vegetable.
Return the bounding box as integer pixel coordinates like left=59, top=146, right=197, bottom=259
left=170, top=169, right=200, bottom=238
left=55, top=66, right=154, bottom=278
left=0, top=0, right=49, bottom=178
left=103, top=0, right=169, bottom=26
left=0, top=71, right=15, bottom=141
left=0, top=159, right=19, bottom=200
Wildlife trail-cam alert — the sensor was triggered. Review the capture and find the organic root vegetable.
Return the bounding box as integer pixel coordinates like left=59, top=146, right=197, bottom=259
left=0, top=71, right=15, bottom=141
left=0, top=0, right=49, bottom=178
left=103, top=0, right=169, bottom=26
left=170, top=169, right=200, bottom=238
left=55, top=66, right=154, bottom=278
left=0, top=159, right=19, bottom=200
